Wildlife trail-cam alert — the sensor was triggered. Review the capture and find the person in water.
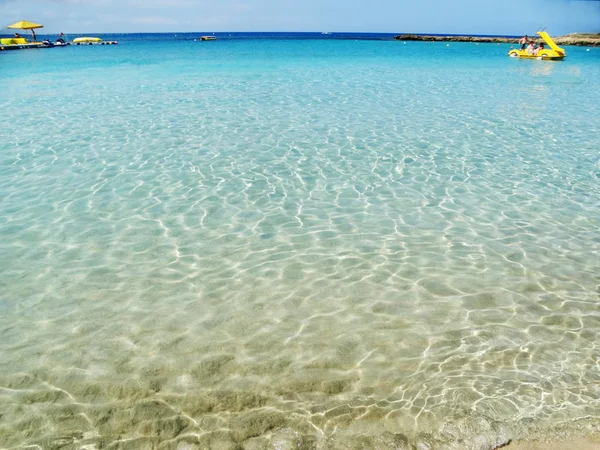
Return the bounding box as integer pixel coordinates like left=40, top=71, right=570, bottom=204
left=519, top=35, right=530, bottom=50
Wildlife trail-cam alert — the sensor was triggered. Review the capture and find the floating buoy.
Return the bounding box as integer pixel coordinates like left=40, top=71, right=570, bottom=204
left=587, top=48, right=591, bottom=52
left=446, top=43, right=450, bottom=46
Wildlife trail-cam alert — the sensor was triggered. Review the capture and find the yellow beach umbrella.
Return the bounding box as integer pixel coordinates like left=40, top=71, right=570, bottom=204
left=7, top=20, right=44, bottom=42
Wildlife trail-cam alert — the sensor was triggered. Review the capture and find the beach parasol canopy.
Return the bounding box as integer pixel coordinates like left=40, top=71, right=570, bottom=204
left=7, top=20, right=44, bottom=30
left=7, top=20, right=43, bottom=41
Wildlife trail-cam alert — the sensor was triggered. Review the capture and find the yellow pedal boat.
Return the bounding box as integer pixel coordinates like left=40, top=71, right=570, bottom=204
left=508, top=31, right=566, bottom=60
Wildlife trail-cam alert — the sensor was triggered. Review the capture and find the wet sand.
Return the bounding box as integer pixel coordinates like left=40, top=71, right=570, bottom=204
left=507, top=434, right=600, bottom=450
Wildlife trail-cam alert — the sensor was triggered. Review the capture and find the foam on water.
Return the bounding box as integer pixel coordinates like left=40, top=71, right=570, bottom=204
left=1, top=37, right=599, bottom=449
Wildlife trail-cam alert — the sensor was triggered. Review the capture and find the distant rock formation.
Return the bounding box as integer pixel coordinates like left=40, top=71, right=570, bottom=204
left=555, top=33, right=600, bottom=47
left=393, top=33, right=600, bottom=47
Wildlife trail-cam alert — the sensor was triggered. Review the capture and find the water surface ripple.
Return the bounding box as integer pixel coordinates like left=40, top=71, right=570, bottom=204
left=1, top=38, right=599, bottom=449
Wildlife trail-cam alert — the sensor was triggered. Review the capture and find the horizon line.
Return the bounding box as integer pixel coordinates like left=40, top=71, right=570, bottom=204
left=2, top=30, right=589, bottom=36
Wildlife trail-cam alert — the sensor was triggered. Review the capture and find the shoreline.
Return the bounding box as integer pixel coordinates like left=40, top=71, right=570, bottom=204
left=507, top=433, right=600, bottom=450
left=394, top=33, right=600, bottom=47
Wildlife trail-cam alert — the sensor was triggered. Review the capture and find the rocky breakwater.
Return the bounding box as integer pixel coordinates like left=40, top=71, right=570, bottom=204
left=394, top=33, right=600, bottom=47
left=554, top=33, right=600, bottom=47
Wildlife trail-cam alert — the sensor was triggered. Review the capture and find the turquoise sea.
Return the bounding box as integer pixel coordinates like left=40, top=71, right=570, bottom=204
left=1, top=34, right=599, bottom=449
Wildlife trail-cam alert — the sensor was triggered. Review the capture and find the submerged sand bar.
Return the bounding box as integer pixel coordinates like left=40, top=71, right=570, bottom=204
left=394, top=33, right=600, bottom=47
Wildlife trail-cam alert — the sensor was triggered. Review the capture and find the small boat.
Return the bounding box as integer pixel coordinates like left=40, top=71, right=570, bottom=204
left=508, top=31, right=566, bottom=61
left=200, top=36, right=217, bottom=41
left=40, top=39, right=70, bottom=47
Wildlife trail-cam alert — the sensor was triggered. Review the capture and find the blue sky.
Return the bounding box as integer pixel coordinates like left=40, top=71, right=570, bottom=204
left=1, top=0, right=599, bottom=34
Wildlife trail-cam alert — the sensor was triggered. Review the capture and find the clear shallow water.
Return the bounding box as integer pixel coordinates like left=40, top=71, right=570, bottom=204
left=0, top=36, right=599, bottom=449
